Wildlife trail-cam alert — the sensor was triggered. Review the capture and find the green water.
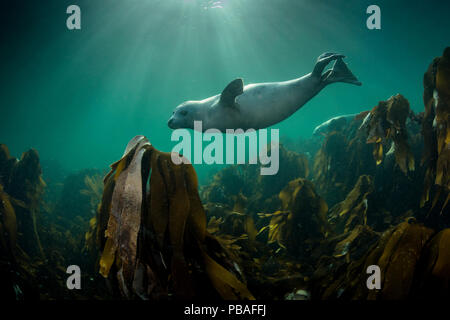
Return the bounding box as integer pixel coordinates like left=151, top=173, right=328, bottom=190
left=1, top=0, right=449, bottom=182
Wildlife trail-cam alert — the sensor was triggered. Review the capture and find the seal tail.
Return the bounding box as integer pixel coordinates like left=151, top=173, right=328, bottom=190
left=313, top=53, right=362, bottom=86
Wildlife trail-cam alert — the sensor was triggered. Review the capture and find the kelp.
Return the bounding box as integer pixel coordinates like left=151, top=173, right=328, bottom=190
left=205, top=201, right=310, bottom=300
left=312, top=220, right=435, bottom=299
left=257, top=210, right=291, bottom=249
left=84, top=215, right=98, bottom=256
left=80, top=173, right=104, bottom=208
left=33, top=166, right=109, bottom=300
left=221, top=194, right=257, bottom=240
left=370, top=221, right=434, bottom=299
left=333, top=225, right=378, bottom=261
left=0, top=148, right=46, bottom=259
left=204, top=198, right=257, bottom=259
left=200, top=145, right=310, bottom=215
left=2, top=48, right=449, bottom=300
left=310, top=223, right=380, bottom=299
left=257, top=145, right=309, bottom=200
left=435, top=48, right=450, bottom=190
left=0, top=184, right=18, bottom=260
left=311, top=108, right=421, bottom=215
left=0, top=145, right=62, bottom=300
left=81, top=173, right=104, bottom=254
left=421, top=47, right=450, bottom=216
left=96, top=135, right=254, bottom=300
left=413, top=228, right=450, bottom=297
left=0, top=144, right=18, bottom=186
left=428, top=230, right=450, bottom=285
left=200, top=165, right=255, bottom=209
left=364, top=94, right=415, bottom=174
left=258, top=178, right=329, bottom=256
left=313, top=132, right=348, bottom=186
left=328, top=175, right=373, bottom=234
left=312, top=127, right=376, bottom=207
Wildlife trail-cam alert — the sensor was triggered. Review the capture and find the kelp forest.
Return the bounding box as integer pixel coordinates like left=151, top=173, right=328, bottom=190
left=1, top=48, right=449, bottom=301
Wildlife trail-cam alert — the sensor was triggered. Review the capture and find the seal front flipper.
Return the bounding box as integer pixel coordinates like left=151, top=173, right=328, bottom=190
left=220, top=78, right=244, bottom=109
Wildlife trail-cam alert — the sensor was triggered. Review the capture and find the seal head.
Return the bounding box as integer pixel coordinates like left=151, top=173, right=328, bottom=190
left=167, top=100, right=204, bottom=130
left=168, top=78, right=244, bottom=130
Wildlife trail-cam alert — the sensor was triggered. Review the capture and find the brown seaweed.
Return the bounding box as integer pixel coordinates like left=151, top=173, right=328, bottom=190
left=364, top=94, right=415, bottom=174
left=413, top=228, right=450, bottom=297
left=312, top=220, right=436, bottom=299
left=0, top=147, right=46, bottom=259
left=0, top=184, right=18, bottom=260
left=312, top=126, right=376, bottom=207
left=2, top=48, right=450, bottom=301
left=328, top=175, right=373, bottom=234
left=200, top=144, right=309, bottom=215
left=421, top=47, right=450, bottom=215
left=96, top=135, right=254, bottom=300
left=258, top=178, right=329, bottom=256
left=80, top=173, right=104, bottom=208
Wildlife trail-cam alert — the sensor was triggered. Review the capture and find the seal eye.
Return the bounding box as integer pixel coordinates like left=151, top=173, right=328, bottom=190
left=180, top=110, right=188, bottom=116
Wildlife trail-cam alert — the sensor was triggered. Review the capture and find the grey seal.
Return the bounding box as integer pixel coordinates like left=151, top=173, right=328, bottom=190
left=312, top=114, right=358, bottom=136
left=168, top=52, right=361, bottom=132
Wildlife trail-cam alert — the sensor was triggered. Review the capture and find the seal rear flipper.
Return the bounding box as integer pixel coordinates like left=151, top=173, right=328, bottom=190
left=322, top=58, right=362, bottom=86
left=220, top=78, right=244, bottom=108
left=312, top=52, right=345, bottom=77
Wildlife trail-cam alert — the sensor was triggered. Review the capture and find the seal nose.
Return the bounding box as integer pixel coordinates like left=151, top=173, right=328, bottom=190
left=168, top=117, right=174, bottom=128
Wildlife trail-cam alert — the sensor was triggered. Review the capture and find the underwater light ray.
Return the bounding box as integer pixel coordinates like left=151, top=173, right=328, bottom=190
left=44, top=1, right=193, bottom=158
left=157, top=2, right=210, bottom=108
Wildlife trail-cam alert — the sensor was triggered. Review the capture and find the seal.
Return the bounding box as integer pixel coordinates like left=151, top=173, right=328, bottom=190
left=312, top=114, right=358, bottom=136
left=168, top=52, right=361, bottom=132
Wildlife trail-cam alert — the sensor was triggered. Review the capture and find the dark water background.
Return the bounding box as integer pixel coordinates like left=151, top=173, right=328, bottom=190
left=1, top=0, right=449, bottom=182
